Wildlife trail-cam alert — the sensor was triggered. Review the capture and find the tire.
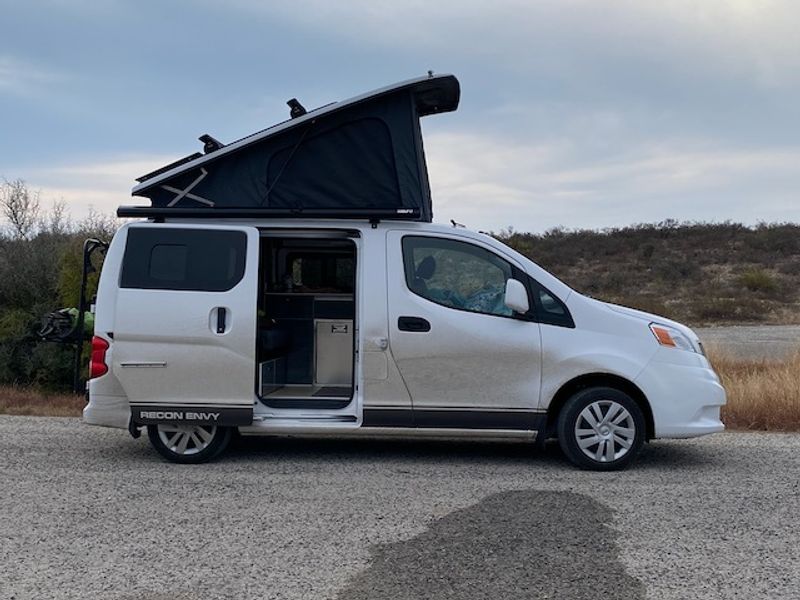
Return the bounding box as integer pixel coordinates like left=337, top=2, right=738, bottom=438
left=557, top=386, right=646, bottom=471
left=147, top=423, right=232, bottom=464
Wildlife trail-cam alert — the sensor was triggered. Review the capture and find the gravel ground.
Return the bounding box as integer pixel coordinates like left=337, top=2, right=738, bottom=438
left=1, top=416, right=799, bottom=600
left=696, top=325, right=800, bottom=360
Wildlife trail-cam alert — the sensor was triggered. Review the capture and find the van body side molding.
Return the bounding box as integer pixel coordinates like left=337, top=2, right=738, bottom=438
left=362, top=407, right=546, bottom=430
left=131, top=405, right=253, bottom=426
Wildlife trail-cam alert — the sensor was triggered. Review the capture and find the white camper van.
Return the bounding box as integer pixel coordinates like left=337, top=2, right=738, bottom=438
left=83, top=75, right=726, bottom=470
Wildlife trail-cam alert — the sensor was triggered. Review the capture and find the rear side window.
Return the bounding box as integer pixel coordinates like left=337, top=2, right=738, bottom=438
left=121, top=228, right=246, bottom=291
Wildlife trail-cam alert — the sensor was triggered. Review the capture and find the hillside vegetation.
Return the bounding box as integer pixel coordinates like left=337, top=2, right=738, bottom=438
left=0, top=179, right=116, bottom=391
left=497, top=221, right=800, bottom=325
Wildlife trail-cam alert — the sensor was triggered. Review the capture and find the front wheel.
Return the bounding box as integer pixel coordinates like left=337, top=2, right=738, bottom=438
left=557, top=387, right=645, bottom=471
left=147, top=423, right=232, bottom=464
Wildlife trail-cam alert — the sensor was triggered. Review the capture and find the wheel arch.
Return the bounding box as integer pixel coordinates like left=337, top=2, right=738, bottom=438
left=545, top=373, right=654, bottom=440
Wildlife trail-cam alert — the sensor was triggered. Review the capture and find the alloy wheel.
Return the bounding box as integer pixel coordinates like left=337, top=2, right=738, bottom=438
left=574, top=400, right=637, bottom=463
left=156, top=424, right=218, bottom=456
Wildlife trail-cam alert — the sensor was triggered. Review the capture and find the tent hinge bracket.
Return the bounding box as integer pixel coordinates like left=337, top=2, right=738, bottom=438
left=369, top=218, right=380, bottom=229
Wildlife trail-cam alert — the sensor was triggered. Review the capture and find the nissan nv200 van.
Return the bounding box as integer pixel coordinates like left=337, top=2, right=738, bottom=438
left=82, top=74, right=726, bottom=470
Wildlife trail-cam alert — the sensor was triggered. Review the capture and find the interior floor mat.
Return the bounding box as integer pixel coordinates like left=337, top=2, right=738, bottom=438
left=312, top=387, right=352, bottom=398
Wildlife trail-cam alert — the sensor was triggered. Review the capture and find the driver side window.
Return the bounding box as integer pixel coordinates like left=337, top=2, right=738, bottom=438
left=402, top=236, right=514, bottom=317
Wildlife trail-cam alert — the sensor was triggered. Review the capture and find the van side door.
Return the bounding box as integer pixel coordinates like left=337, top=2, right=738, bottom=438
left=112, top=223, right=259, bottom=424
left=386, top=232, right=543, bottom=429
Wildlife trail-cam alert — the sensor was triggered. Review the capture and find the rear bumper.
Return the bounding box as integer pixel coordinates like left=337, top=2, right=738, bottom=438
left=635, top=354, right=726, bottom=439
left=83, top=394, right=130, bottom=430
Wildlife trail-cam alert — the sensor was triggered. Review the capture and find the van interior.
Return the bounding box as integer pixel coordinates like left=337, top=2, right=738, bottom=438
left=257, top=235, right=356, bottom=409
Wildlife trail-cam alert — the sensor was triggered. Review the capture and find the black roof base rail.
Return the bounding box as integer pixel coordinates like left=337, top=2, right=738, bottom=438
left=117, top=206, right=421, bottom=221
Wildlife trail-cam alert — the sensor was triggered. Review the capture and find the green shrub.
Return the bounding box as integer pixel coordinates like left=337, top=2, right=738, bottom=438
left=738, top=268, right=778, bottom=294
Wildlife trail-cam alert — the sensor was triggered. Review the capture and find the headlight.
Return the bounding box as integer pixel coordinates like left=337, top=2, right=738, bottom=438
left=649, top=323, right=701, bottom=353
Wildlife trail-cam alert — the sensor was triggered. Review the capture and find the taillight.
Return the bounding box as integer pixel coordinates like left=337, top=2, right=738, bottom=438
left=89, top=336, right=109, bottom=379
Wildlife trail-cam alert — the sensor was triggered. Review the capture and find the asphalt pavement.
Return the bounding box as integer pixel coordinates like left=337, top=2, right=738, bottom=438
left=1, top=416, right=799, bottom=599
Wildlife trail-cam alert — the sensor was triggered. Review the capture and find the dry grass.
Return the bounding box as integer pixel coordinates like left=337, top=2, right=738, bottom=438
left=709, top=349, right=800, bottom=431
left=1, top=355, right=799, bottom=431
left=0, top=385, right=84, bottom=417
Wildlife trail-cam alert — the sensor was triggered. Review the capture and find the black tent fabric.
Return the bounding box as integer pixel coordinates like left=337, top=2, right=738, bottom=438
left=127, top=74, right=460, bottom=222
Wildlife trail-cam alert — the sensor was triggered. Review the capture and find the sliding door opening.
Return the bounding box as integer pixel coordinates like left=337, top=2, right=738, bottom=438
left=256, top=235, right=356, bottom=409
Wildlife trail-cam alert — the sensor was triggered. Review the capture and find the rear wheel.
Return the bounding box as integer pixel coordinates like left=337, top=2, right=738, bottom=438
left=557, top=387, right=645, bottom=471
left=147, top=423, right=232, bottom=464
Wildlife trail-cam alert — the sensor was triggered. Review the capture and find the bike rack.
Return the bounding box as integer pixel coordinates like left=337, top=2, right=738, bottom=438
left=72, top=238, right=108, bottom=393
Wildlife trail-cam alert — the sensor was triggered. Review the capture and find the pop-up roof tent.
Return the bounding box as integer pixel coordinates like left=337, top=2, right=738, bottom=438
left=119, top=73, right=460, bottom=222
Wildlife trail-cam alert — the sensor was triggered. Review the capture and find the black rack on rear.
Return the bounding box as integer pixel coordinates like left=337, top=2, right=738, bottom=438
left=37, top=238, right=109, bottom=393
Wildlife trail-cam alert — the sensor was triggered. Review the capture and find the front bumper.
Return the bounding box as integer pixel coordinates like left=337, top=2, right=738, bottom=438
left=635, top=352, right=726, bottom=439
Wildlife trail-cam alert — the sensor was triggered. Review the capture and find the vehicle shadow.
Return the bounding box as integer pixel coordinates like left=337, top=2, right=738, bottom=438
left=219, top=434, right=716, bottom=471
left=107, top=428, right=719, bottom=472
left=228, top=434, right=557, bottom=466
left=634, top=439, right=723, bottom=471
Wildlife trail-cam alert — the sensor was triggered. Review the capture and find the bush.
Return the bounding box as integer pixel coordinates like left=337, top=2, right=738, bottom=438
left=692, top=298, right=767, bottom=322
left=738, top=268, right=778, bottom=294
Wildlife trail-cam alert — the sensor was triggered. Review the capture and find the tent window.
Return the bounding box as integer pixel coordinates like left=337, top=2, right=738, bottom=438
left=266, top=118, right=400, bottom=208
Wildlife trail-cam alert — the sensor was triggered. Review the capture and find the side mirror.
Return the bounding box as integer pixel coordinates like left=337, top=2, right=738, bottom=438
left=504, top=279, right=530, bottom=314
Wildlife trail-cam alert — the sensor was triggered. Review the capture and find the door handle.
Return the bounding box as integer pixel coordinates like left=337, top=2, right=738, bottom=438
left=216, top=307, right=227, bottom=334
left=397, top=316, right=431, bottom=332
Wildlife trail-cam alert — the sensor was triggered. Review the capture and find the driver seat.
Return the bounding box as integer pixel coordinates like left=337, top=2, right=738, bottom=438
left=411, top=256, right=436, bottom=295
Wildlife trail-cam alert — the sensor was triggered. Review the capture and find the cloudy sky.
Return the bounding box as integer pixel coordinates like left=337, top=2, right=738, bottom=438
left=2, top=0, right=799, bottom=232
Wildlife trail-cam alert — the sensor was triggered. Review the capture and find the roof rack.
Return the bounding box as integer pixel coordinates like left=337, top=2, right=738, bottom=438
left=117, top=206, right=421, bottom=222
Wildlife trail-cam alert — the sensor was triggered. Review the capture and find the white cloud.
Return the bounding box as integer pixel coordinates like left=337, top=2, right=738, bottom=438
left=425, top=131, right=800, bottom=231
left=224, top=0, right=800, bottom=88
left=0, top=55, right=62, bottom=97
left=15, top=156, right=173, bottom=219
